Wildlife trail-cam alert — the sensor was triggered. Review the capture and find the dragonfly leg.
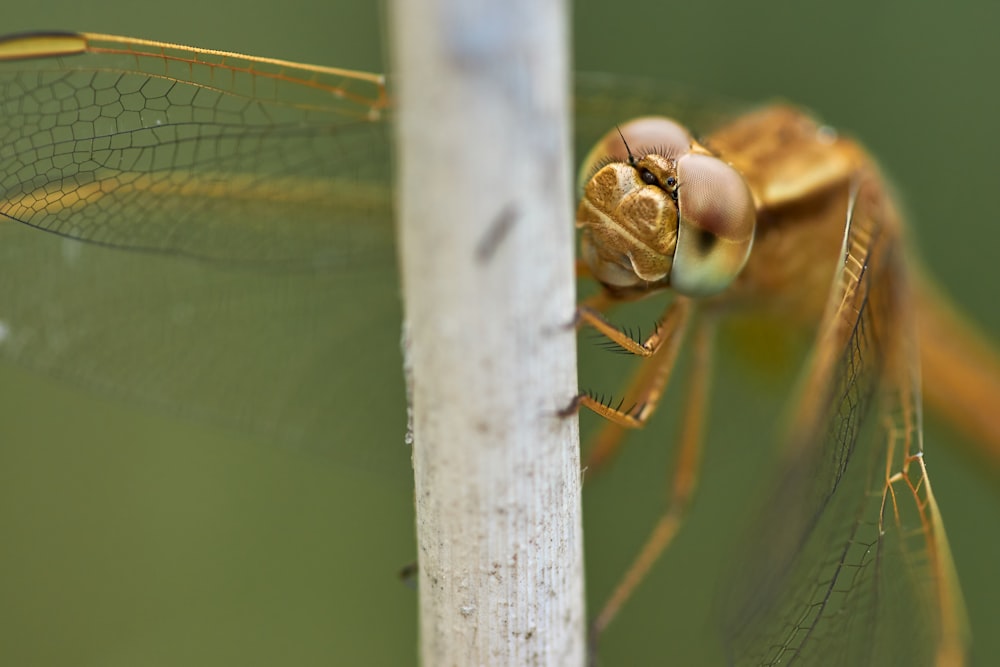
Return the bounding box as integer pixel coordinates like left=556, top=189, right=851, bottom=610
left=576, top=295, right=690, bottom=358
left=574, top=297, right=693, bottom=474
left=589, top=318, right=715, bottom=644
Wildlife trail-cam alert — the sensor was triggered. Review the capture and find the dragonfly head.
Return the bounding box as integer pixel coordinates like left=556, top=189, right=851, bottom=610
left=577, top=117, right=756, bottom=298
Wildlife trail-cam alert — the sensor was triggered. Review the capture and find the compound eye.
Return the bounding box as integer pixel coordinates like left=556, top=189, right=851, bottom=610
left=577, top=116, right=694, bottom=190
left=616, top=117, right=693, bottom=159
left=670, top=153, right=756, bottom=297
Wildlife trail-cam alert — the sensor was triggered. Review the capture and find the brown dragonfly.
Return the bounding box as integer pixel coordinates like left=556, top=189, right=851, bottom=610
left=1, top=31, right=996, bottom=665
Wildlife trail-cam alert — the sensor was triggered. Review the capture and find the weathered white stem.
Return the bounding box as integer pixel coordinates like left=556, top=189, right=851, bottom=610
left=391, top=1, right=584, bottom=665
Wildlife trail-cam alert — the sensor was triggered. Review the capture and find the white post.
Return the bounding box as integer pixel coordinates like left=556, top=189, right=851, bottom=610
left=391, top=1, right=584, bottom=665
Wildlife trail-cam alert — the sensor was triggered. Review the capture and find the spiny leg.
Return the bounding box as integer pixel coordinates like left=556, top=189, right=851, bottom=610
left=589, top=317, right=716, bottom=648
left=576, top=295, right=689, bottom=358
left=575, top=297, right=693, bottom=474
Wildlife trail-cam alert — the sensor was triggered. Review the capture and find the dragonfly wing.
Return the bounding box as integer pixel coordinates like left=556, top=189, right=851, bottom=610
left=719, top=172, right=967, bottom=665
left=0, top=33, right=394, bottom=264
left=0, top=34, right=405, bottom=473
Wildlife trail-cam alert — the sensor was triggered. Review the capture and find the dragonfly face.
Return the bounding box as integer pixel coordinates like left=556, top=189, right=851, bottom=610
left=1, top=30, right=993, bottom=666
left=577, top=116, right=755, bottom=298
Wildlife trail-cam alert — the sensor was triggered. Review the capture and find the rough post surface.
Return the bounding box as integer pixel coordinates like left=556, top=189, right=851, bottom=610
left=391, top=0, right=585, bottom=665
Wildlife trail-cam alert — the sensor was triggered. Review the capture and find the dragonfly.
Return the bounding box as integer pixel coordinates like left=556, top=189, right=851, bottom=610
left=0, top=31, right=996, bottom=665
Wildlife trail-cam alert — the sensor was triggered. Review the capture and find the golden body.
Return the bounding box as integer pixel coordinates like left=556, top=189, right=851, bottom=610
left=575, top=103, right=978, bottom=664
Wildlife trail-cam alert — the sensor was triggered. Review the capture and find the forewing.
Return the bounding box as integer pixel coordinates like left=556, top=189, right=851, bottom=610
left=719, top=173, right=967, bottom=665
left=0, top=33, right=403, bottom=472
left=0, top=32, right=392, bottom=262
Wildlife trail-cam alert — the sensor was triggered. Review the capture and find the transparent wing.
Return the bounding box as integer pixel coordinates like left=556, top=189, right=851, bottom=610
left=0, top=32, right=392, bottom=263
left=719, top=173, right=967, bottom=664
left=0, top=33, right=402, bottom=472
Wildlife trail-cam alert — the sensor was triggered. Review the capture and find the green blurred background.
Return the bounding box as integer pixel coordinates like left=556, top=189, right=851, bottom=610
left=2, top=1, right=998, bottom=665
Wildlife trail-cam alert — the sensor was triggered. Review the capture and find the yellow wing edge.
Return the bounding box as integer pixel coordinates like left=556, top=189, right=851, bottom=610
left=918, top=457, right=971, bottom=667
left=0, top=31, right=389, bottom=114
left=0, top=32, right=88, bottom=60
